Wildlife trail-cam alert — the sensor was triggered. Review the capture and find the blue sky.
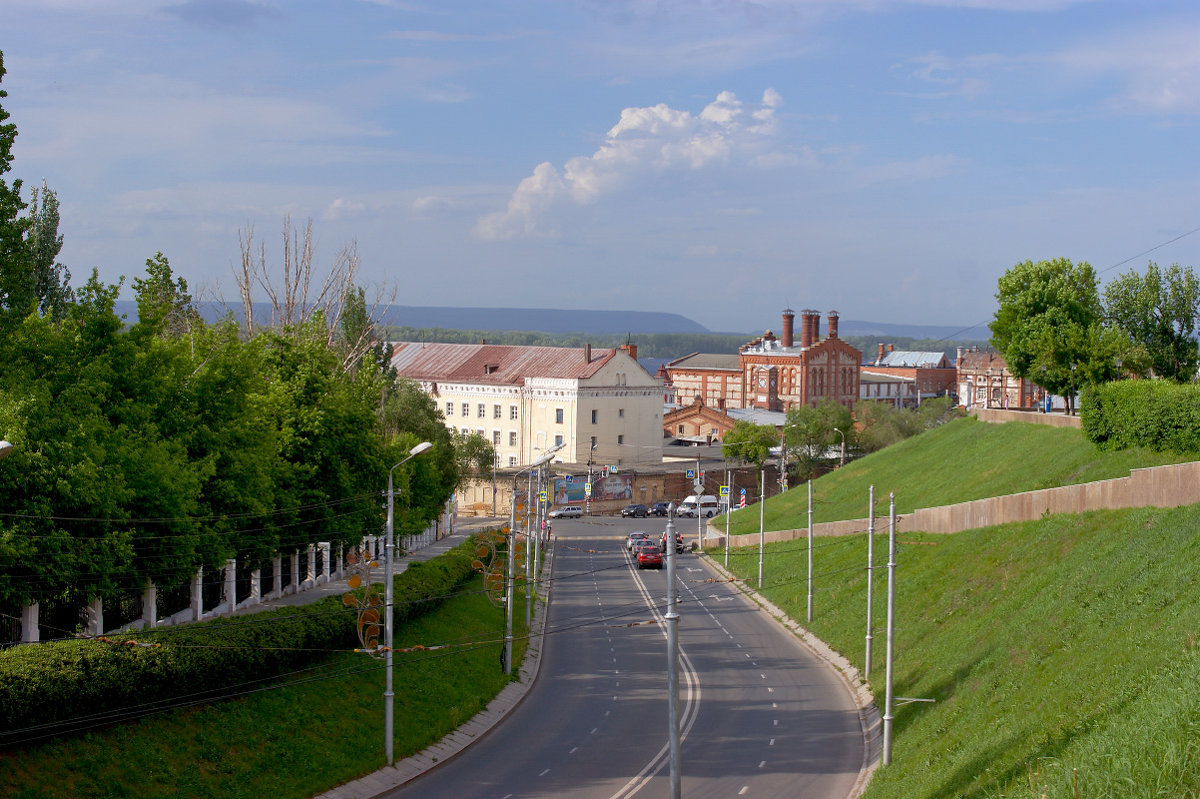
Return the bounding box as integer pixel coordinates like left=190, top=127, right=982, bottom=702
left=4, top=0, right=1200, bottom=334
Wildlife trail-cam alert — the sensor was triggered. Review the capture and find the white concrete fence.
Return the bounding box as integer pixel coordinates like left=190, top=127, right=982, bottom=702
left=15, top=516, right=443, bottom=644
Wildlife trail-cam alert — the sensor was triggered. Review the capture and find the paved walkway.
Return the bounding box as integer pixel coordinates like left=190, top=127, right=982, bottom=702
left=314, top=519, right=554, bottom=799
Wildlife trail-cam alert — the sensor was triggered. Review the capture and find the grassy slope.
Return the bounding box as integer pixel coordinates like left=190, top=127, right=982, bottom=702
left=723, top=416, right=1193, bottom=535
left=0, top=574, right=527, bottom=799
left=718, top=422, right=1200, bottom=797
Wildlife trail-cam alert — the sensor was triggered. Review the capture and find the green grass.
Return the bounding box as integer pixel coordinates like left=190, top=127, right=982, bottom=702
left=720, top=503, right=1200, bottom=798
left=0, top=574, right=530, bottom=799
left=723, top=416, right=1195, bottom=535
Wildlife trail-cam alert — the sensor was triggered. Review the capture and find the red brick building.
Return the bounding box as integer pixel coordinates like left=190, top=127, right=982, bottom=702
left=860, top=345, right=957, bottom=407
left=665, top=309, right=862, bottom=415
left=955, top=348, right=1040, bottom=410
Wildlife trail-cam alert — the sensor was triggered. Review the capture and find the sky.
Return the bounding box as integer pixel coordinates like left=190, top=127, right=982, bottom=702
left=3, top=0, right=1200, bottom=335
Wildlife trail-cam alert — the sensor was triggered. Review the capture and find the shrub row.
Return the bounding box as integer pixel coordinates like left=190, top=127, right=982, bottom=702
left=1080, top=380, right=1200, bottom=452
left=0, top=538, right=480, bottom=743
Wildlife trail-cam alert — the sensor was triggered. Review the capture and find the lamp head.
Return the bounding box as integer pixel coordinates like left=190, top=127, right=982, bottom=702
left=409, top=441, right=433, bottom=457
left=0, top=440, right=12, bottom=461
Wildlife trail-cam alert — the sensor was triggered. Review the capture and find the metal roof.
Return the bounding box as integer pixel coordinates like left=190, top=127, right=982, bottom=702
left=877, top=351, right=949, bottom=368
left=666, top=352, right=741, bottom=370
left=389, top=341, right=615, bottom=385
left=727, top=407, right=788, bottom=426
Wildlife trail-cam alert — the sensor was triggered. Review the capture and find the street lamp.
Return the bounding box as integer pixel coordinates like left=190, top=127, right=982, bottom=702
left=833, top=427, right=845, bottom=467
left=1070, top=363, right=1077, bottom=415
left=384, top=440, right=433, bottom=765
left=0, top=440, right=12, bottom=461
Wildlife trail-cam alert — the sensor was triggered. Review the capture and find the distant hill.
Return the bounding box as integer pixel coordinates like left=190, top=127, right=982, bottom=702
left=112, top=301, right=989, bottom=342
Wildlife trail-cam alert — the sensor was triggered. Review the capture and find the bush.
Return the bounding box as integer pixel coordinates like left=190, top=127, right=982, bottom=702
left=1081, top=380, right=1200, bottom=452
left=0, top=538, right=479, bottom=743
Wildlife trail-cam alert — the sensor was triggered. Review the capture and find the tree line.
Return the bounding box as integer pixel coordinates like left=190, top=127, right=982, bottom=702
left=0, top=52, right=463, bottom=614
left=991, top=257, right=1200, bottom=413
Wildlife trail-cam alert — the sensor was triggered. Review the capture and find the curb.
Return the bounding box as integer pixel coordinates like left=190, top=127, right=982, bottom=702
left=315, top=540, right=556, bottom=799
left=698, top=553, right=882, bottom=799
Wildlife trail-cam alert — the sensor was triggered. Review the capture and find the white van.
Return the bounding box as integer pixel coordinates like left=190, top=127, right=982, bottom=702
left=677, top=494, right=720, bottom=518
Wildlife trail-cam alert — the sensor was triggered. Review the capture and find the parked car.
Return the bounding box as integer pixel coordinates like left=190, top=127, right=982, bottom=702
left=636, top=544, right=663, bottom=569
left=677, top=494, right=720, bottom=518
left=548, top=505, right=583, bottom=519
left=625, top=531, right=651, bottom=550
left=621, top=503, right=648, bottom=518
left=660, top=530, right=686, bottom=553
left=648, top=501, right=672, bottom=517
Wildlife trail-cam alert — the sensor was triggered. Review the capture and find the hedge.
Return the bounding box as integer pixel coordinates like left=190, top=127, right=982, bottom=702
left=0, top=537, right=480, bottom=744
left=1080, top=380, right=1200, bottom=452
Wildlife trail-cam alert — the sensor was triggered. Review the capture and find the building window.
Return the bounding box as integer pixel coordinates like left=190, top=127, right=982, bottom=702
left=556, top=408, right=564, bottom=424
left=509, top=431, right=518, bottom=446
left=509, top=456, right=518, bottom=466
left=461, top=403, right=469, bottom=417
left=446, top=401, right=453, bottom=417
left=617, top=434, right=624, bottom=445
left=678, top=424, right=685, bottom=434
left=461, top=428, right=469, bottom=435
left=618, top=408, right=624, bottom=418
left=477, top=403, right=486, bottom=418
left=493, top=404, right=501, bottom=419
left=591, top=409, right=598, bottom=424
left=476, top=428, right=485, bottom=437
left=554, top=434, right=564, bottom=447
left=510, top=405, right=518, bottom=420
left=493, top=430, right=501, bottom=445
left=590, top=435, right=597, bottom=449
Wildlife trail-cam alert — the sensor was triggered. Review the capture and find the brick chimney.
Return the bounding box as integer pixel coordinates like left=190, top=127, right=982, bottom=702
left=877, top=343, right=886, bottom=363
left=584, top=343, right=591, bottom=363
left=809, top=309, right=821, bottom=343
left=781, top=308, right=795, bottom=348
left=888, top=344, right=895, bottom=352
left=827, top=310, right=839, bottom=339
left=799, top=310, right=813, bottom=348
left=619, top=342, right=638, bottom=360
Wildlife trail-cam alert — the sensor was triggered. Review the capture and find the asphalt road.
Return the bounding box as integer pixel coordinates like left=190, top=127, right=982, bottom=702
left=381, top=515, right=864, bottom=799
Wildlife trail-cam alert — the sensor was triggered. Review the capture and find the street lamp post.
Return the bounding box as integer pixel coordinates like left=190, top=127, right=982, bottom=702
left=1070, top=363, right=1077, bottom=415
left=384, top=440, right=433, bottom=765
left=833, top=427, right=845, bottom=467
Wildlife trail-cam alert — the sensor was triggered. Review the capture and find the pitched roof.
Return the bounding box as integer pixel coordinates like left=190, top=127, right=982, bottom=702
left=958, top=350, right=1008, bottom=372
left=878, top=351, right=950, bottom=368
left=666, top=352, right=741, bottom=371
left=389, top=341, right=614, bottom=385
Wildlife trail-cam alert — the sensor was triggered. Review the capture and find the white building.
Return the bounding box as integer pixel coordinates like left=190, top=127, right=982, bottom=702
left=389, top=341, right=663, bottom=469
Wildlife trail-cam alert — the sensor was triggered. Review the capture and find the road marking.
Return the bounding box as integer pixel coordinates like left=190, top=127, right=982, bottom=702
left=738, top=787, right=749, bottom=795
left=539, top=769, right=550, bottom=777
left=758, top=760, right=766, bottom=768
left=570, top=747, right=579, bottom=754
left=769, top=738, right=775, bottom=746
left=773, top=719, right=778, bottom=727
left=591, top=727, right=598, bottom=734
left=767, top=687, right=773, bottom=693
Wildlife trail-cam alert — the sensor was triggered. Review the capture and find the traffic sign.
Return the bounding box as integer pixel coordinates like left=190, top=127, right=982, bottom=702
left=685, top=468, right=695, bottom=480
left=565, top=474, right=573, bottom=484
left=539, top=490, right=547, bottom=503
left=584, top=482, right=592, bottom=496
left=719, top=485, right=730, bottom=496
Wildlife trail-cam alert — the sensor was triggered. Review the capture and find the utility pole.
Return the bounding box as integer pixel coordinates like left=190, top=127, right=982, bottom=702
left=664, top=509, right=682, bottom=799
left=758, top=466, right=765, bottom=589
left=865, top=484, right=875, bottom=681
left=883, top=492, right=897, bottom=766
left=807, top=479, right=813, bottom=624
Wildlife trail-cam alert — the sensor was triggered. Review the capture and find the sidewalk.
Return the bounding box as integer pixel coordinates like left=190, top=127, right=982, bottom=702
left=314, top=521, right=554, bottom=799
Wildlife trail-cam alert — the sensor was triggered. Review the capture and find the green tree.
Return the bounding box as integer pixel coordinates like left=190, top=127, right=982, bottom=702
left=1103, top=261, right=1200, bottom=382
left=722, top=420, right=778, bottom=469
left=131, top=252, right=197, bottom=339
left=0, top=51, right=32, bottom=327
left=25, top=180, right=72, bottom=320
left=784, top=399, right=854, bottom=479
left=452, top=429, right=496, bottom=483
left=990, top=258, right=1109, bottom=415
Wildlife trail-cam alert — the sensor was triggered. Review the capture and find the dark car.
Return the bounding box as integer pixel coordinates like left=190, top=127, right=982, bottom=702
left=648, top=501, right=672, bottom=517
left=636, top=544, right=663, bottom=569
left=621, top=503, right=648, bottom=518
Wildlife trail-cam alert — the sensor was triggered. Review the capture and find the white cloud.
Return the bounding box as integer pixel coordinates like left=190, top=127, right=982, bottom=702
left=322, top=197, right=367, bottom=221
left=475, top=89, right=790, bottom=241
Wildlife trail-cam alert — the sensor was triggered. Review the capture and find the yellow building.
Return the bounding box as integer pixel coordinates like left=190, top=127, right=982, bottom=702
left=389, top=341, right=664, bottom=469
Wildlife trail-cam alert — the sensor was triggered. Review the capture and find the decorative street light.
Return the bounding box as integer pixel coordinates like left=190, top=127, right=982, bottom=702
left=833, top=427, right=846, bottom=467
left=384, top=440, right=433, bottom=765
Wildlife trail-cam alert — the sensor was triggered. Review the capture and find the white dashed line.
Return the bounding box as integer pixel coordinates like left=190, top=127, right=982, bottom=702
left=738, top=787, right=749, bottom=795
left=539, top=769, right=550, bottom=777
left=570, top=747, right=579, bottom=754
left=758, top=760, right=766, bottom=768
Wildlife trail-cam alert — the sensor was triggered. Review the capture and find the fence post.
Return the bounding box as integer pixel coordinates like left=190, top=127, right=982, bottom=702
left=86, top=597, right=103, bottom=636
left=191, top=567, right=204, bottom=621
left=20, top=603, right=39, bottom=643
left=305, top=544, right=316, bottom=589
left=249, top=568, right=261, bottom=605
left=143, top=581, right=158, bottom=628
left=223, top=558, right=236, bottom=615
left=271, top=556, right=283, bottom=599
left=289, top=552, right=300, bottom=595
left=320, top=542, right=331, bottom=584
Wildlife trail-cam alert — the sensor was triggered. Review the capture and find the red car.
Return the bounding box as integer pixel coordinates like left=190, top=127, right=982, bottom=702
left=637, top=544, right=663, bottom=570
